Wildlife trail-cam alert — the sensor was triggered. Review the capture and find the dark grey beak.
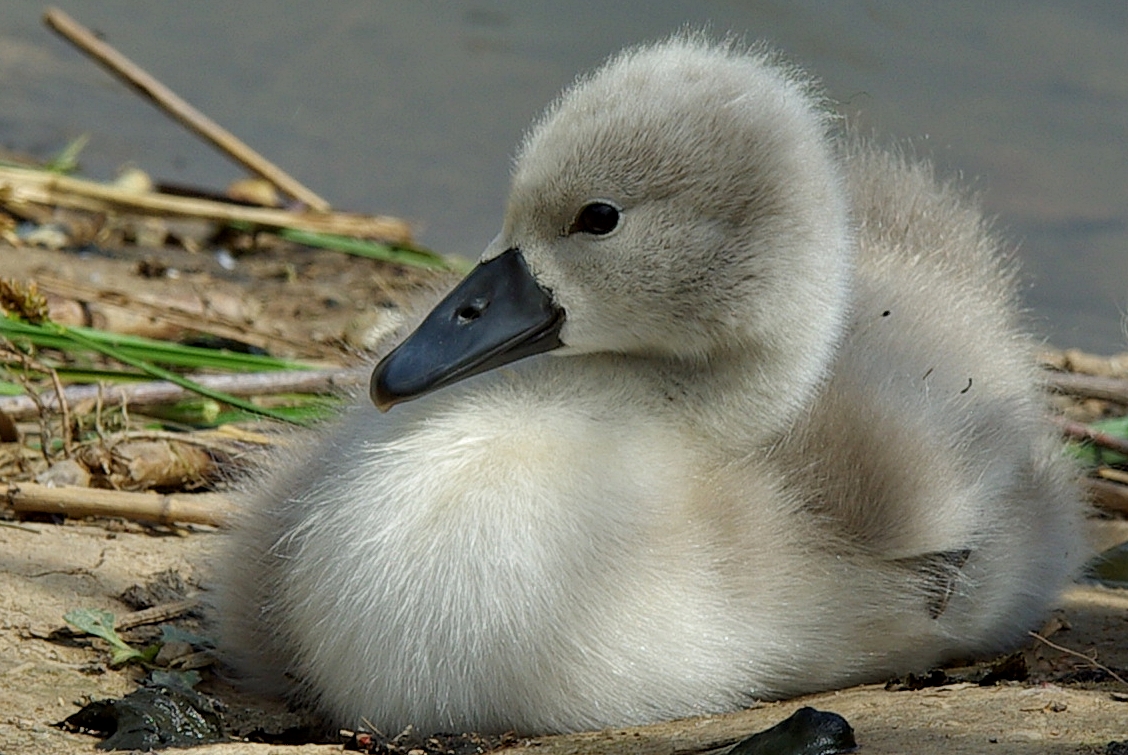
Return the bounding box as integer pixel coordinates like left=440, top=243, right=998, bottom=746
left=370, top=249, right=565, bottom=411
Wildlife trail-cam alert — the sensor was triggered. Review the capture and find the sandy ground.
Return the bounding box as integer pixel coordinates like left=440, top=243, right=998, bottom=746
left=0, top=514, right=1126, bottom=755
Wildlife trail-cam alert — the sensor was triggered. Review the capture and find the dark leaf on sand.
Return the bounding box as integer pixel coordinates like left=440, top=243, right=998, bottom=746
left=728, top=706, right=857, bottom=755
left=59, top=676, right=224, bottom=750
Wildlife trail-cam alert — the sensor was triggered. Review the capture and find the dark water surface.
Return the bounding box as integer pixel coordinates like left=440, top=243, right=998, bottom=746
left=3, top=1, right=1126, bottom=352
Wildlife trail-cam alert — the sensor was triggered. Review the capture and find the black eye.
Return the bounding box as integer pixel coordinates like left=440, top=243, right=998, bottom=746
left=569, top=202, right=620, bottom=235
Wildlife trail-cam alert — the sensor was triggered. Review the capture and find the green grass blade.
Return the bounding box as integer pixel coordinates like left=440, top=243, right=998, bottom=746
left=55, top=324, right=309, bottom=425
left=1066, top=415, right=1128, bottom=467
left=45, top=134, right=89, bottom=174
left=1, top=315, right=313, bottom=372
left=276, top=227, right=472, bottom=274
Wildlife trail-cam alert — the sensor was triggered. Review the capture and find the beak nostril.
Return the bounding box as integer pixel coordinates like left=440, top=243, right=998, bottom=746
left=456, top=298, right=489, bottom=324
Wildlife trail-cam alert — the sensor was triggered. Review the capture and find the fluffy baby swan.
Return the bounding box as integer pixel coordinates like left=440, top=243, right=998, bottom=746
left=216, top=37, right=1085, bottom=735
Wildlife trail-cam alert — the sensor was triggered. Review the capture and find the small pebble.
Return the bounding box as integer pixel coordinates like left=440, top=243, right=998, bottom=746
left=17, top=222, right=69, bottom=249
left=36, top=458, right=91, bottom=488
left=214, top=249, right=237, bottom=271
left=154, top=641, right=195, bottom=667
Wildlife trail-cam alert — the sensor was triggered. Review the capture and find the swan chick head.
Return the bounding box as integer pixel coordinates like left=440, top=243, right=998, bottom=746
left=372, top=37, right=853, bottom=410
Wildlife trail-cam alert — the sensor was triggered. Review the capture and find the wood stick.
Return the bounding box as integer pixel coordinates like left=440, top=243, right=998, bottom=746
left=43, top=7, right=331, bottom=211
left=6, top=481, right=234, bottom=526
left=0, top=165, right=414, bottom=244
left=1097, top=467, right=1128, bottom=485
left=1046, top=371, right=1128, bottom=405
left=1027, top=630, right=1128, bottom=687
left=46, top=599, right=198, bottom=640
left=115, top=599, right=199, bottom=631
left=0, top=367, right=366, bottom=421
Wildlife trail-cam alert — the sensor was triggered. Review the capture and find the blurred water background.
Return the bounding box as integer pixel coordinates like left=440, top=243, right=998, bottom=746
left=2, top=1, right=1125, bottom=352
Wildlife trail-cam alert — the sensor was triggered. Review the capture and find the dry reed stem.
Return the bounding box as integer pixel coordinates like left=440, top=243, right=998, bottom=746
left=0, top=367, right=364, bottom=421
left=47, top=364, right=73, bottom=457
left=109, top=428, right=275, bottom=454
left=1097, top=468, right=1128, bottom=485
left=2, top=346, right=63, bottom=464
left=0, top=165, right=414, bottom=244
left=6, top=481, right=233, bottom=526
left=1048, top=372, right=1128, bottom=405
left=115, top=599, right=198, bottom=631
left=43, top=7, right=331, bottom=211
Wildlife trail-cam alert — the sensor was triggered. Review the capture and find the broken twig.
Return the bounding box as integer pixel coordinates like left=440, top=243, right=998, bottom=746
left=1028, top=630, right=1128, bottom=687
left=1048, top=372, right=1128, bottom=405
left=44, top=7, right=330, bottom=211
left=0, top=165, right=413, bottom=244
left=0, top=367, right=364, bottom=421
left=7, top=481, right=234, bottom=526
left=115, top=599, right=199, bottom=631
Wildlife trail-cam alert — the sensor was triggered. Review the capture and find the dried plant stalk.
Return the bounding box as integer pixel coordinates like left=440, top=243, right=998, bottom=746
left=0, top=165, right=413, bottom=244
left=7, top=482, right=233, bottom=526
left=43, top=7, right=331, bottom=211
left=0, top=367, right=363, bottom=421
left=1048, top=372, right=1128, bottom=405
